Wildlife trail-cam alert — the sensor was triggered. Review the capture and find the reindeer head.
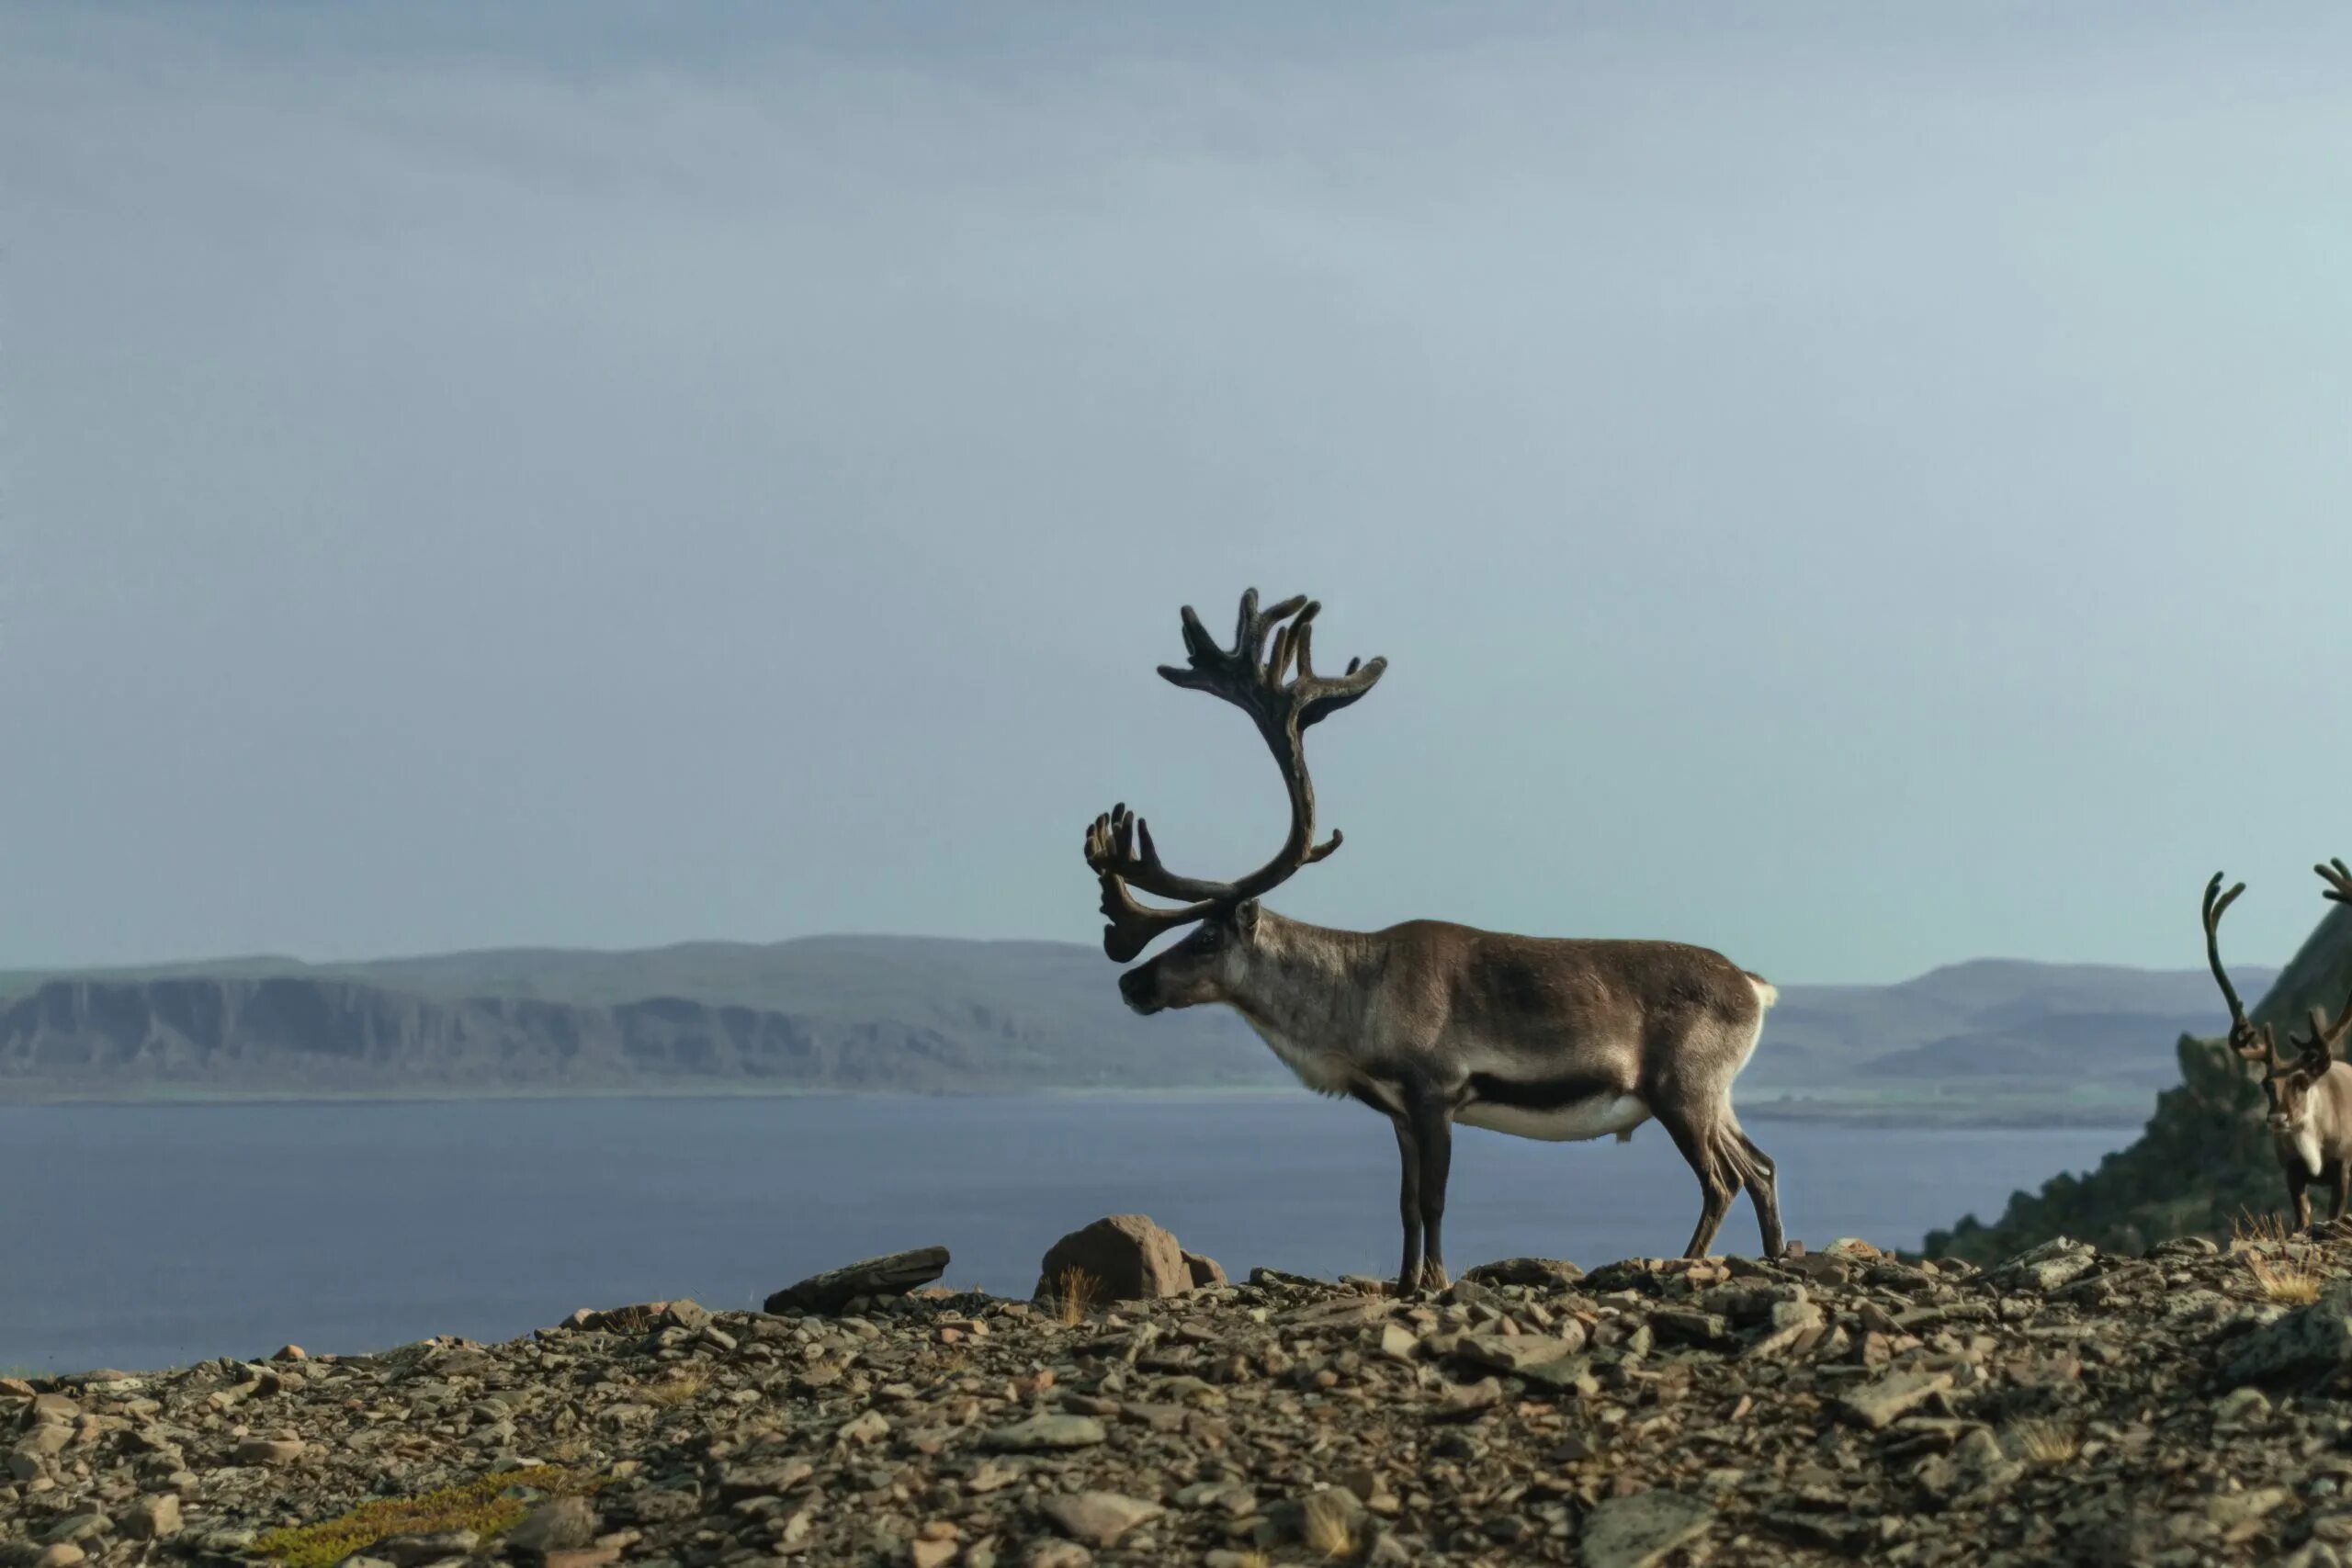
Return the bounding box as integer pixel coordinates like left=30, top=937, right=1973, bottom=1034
left=2256, top=1004, right=2352, bottom=1137
left=1084, top=590, right=1385, bottom=1014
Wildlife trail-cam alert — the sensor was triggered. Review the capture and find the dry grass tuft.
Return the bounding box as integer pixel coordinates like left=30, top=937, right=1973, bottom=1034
left=2233, top=1210, right=2325, bottom=1303
left=2248, top=1253, right=2324, bottom=1304
left=1051, top=1267, right=1102, bottom=1326
left=642, top=1369, right=709, bottom=1406
left=2233, top=1210, right=2295, bottom=1249
left=2007, top=1419, right=2083, bottom=1465
left=253, top=1466, right=604, bottom=1568
left=1300, top=1489, right=1358, bottom=1559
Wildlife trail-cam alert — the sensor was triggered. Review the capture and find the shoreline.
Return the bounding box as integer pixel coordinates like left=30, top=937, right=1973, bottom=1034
left=0, top=1080, right=2153, bottom=1129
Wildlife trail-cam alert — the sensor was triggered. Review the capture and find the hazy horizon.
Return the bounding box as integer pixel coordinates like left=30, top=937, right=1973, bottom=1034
left=10, top=4, right=2352, bottom=984
left=0, top=928, right=2291, bottom=998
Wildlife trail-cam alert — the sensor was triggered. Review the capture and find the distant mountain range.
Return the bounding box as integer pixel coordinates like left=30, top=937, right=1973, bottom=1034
left=0, top=939, right=2263, bottom=1115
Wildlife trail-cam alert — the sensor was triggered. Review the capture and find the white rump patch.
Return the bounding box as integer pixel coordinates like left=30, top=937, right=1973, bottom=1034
left=1457, top=1093, right=1652, bottom=1144
left=1748, top=976, right=1780, bottom=1010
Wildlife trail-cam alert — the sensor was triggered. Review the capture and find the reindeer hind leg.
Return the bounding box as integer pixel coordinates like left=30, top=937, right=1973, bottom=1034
left=1732, top=1127, right=1786, bottom=1258
left=1653, top=1100, right=1736, bottom=1259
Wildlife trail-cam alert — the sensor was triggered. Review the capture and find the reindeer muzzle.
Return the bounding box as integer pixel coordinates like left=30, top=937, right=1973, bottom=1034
left=1118, top=967, right=1162, bottom=1015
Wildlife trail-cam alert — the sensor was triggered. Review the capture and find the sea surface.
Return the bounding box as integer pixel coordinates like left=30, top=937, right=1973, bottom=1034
left=0, top=1096, right=2130, bottom=1373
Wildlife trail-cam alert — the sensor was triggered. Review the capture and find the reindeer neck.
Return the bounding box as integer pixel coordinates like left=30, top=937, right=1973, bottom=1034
left=1221, top=908, right=1382, bottom=1045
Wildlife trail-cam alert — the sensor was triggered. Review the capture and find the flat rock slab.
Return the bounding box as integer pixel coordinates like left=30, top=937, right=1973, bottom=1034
left=763, top=1247, right=949, bottom=1315
left=1582, top=1490, right=1713, bottom=1568
left=982, top=1414, right=1106, bottom=1452
left=1449, top=1332, right=1579, bottom=1376
left=1839, top=1369, right=1954, bottom=1429
left=1042, top=1491, right=1163, bottom=1546
left=1464, top=1257, right=1585, bottom=1289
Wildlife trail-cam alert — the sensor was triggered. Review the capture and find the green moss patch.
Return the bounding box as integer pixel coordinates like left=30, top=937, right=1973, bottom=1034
left=252, top=1465, right=603, bottom=1568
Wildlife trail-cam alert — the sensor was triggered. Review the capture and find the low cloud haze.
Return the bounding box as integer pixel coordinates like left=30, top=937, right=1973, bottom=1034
left=6, top=3, right=2349, bottom=983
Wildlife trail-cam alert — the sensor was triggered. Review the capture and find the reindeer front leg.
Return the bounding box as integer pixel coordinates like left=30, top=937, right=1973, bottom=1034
left=2287, top=1163, right=2313, bottom=1230
left=1405, top=1087, right=1453, bottom=1292
left=1389, top=1114, right=1424, bottom=1292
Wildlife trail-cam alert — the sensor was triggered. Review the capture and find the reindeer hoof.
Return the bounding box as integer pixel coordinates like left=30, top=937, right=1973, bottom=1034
left=1419, top=1262, right=1452, bottom=1293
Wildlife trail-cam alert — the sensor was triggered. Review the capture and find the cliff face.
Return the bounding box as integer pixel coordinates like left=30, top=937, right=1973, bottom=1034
left=1928, top=902, right=2352, bottom=1260
left=0, top=975, right=1211, bottom=1095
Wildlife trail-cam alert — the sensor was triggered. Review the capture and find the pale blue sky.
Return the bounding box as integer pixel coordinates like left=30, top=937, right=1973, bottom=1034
left=5, top=3, right=2350, bottom=982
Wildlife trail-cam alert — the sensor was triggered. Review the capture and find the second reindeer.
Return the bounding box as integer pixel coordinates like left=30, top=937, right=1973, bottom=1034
left=1085, top=588, right=1784, bottom=1291
left=2204, top=865, right=2352, bottom=1227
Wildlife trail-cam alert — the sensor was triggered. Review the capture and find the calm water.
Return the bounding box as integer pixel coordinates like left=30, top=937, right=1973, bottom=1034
left=0, top=1096, right=2127, bottom=1373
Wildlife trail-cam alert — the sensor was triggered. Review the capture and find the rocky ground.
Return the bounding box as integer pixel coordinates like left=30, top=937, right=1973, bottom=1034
left=15, top=1224, right=2352, bottom=1568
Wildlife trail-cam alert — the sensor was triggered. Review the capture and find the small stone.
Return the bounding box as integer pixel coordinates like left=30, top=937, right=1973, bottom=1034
left=909, top=1540, right=958, bottom=1568
left=1581, top=1490, right=1714, bottom=1568
left=2212, top=1386, right=2272, bottom=1427
left=506, top=1496, right=597, bottom=1554
left=839, top=1410, right=891, bottom=1445
left=1041, top=1492, right=1163, bottom=1547
left=1025, top=1541, right=1092, bottom=1568
left=1183, top=1251, right=1228, bottom=1289
left=232, top=1438, right=308, bottom=1465
left=32, top=1546, right=85, bottom=1568
left=542, top=1552, right=622, bottom=1568
left=374, top=1531, right=480, bottom=1566
left=122, top=1495, right=181, bottom=1540
left=270, top=1344, right=307, bottom=1361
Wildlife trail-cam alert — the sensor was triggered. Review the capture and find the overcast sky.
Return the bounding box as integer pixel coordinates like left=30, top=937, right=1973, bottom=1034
left=5, top=2, right=2350, bottom=983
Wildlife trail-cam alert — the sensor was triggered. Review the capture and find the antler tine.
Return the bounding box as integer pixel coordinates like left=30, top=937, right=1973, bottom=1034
left=2201, top=871, right=2279, bottom=1067
left=1084, top=803, right=1235, bottom=905
left=1148, top=588, right=1389, bottom=907
left=2311, top=992, right=2352, bottom=1058
left=2317, top=858, right=2352, bottom=906
left=1084, top=807, right=1218, bottom=963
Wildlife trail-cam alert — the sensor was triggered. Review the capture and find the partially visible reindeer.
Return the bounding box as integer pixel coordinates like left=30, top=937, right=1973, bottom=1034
left=2203, top=870, right=2352, bottom=1228
left=1084, top=588, right=1785, bottom=1291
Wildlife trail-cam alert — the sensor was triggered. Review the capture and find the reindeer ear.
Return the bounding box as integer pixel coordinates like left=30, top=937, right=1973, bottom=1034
left=1234, top=900, right=1261, bottom=939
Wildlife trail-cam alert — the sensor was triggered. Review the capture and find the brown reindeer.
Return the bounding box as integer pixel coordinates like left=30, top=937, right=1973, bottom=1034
left=1084, top=589, right=1783, bottom=1291
left=2205, top=871, right=2352, bottom=1228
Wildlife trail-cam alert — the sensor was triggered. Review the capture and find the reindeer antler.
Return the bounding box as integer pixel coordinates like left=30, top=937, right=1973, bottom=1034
left=2203, top=872, right=2278, bottom=1068
left=2317, top=858, right=2352, bottom=906
left=1086, top=589, right=1387, bottom=963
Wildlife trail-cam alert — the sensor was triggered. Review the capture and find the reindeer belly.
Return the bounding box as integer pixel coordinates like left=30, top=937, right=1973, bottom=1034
left=1458, top=1090, right=1652, bottom=1143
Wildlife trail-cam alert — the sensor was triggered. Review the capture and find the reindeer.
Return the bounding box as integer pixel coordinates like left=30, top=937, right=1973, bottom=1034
left=1083, top=589, right=1785, bottom=1291
left=2203, top=870, right=2352, bottom=1228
